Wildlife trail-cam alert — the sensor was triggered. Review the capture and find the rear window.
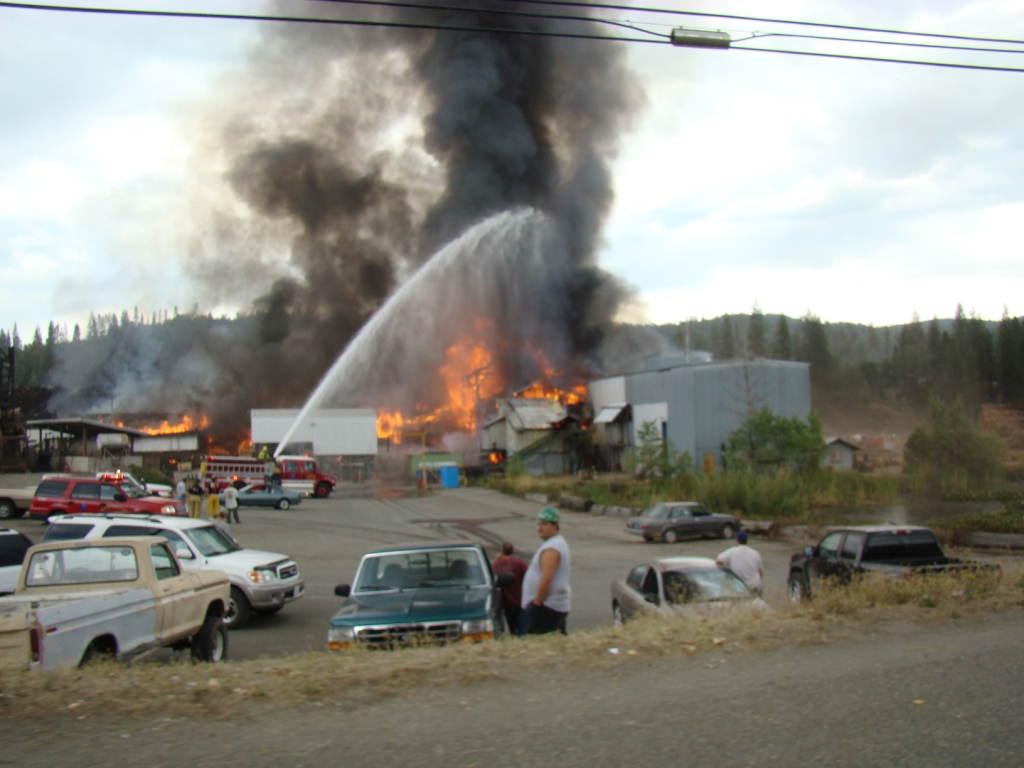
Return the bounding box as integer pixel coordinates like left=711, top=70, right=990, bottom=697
left=0, top=533, right=33, bottom=567
left=41, top=522, right=96, bottom=542
left=34, top=480, right=70, bottom=498
left=863, top=531, right=944, bottom=561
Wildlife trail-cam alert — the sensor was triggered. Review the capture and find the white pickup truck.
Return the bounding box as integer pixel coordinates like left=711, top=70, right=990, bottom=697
left=0, top=537, right=230, bottom=671
left=0, top=485, right=34, bottom=520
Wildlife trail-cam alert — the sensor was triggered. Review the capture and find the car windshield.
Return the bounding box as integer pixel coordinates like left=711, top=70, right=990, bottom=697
left=118, top=483, right=149, bottom=499
left=354, top=548, right=486, bottom=591
left=183, top=524, right=242, bottom=556
left=664, top=568, right=751, bottom=604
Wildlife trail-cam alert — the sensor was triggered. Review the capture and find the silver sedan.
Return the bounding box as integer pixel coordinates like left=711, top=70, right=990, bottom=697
left=610, top=556, right=761, bottom=624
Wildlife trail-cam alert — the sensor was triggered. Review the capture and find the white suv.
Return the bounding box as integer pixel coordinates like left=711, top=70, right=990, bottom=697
left=41, top=514, right=305, bottom=628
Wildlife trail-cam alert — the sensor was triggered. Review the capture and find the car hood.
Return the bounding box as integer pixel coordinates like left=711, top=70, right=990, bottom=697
left=330, top=586, right=493, bottom=626
left=202, top=548, right=294, bottom=569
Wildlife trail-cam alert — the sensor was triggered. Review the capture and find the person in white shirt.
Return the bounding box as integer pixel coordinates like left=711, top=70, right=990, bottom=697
left=221, top=484, right=240, bottom=524
left=715, top=530, right=764, bottom=596
left=522, top=506, right=571, bottom=635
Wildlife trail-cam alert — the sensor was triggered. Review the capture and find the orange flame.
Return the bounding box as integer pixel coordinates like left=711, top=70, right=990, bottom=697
left=375, top=324, right=587, bottom=441
left=139, top=414, right=210, bottom=435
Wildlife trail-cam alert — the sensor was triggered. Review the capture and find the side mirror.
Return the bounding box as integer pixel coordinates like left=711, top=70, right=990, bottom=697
left=334, top=584, right=351, bottom=598
left=175, top=545, right=195, bottom=561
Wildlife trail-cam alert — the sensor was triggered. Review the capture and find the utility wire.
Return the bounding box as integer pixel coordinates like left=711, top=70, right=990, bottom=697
left=499, top=0, right=1024, bottom=47
left=0, top=1, right=665, bottom=43
left=736, top=46, right=1024, bottom=74
left=736, top=31, right=1024, bottom=57
left=3, top=1, right=1024, bottom=71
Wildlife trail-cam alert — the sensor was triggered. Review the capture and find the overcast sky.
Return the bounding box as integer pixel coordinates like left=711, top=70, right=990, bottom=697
left=2, top=0, right=1023, bottom=339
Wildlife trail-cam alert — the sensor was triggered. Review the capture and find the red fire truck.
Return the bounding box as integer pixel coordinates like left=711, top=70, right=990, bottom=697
left=202, top=455, right=337, bottom=498
left=275, top=454, right=337, bottom=498
left=201, top=456, right=276, bottom=491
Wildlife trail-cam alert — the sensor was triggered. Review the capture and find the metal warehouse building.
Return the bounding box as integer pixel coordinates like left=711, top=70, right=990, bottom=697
left=250, top=408, right=378, bottom=479
left=588, top=354, right=811, bottom=473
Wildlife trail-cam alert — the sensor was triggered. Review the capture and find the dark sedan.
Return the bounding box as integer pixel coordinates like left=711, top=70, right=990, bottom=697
left=236, top=484, right=303, bottom=510
left=611, top=556, right=763, bottom=624
left=625, top=501, right=739, bottom=543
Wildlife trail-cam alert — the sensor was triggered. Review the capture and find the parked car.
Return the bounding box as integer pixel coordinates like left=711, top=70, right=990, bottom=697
left=40, top=513, right=305, bottom=629
left=29, top=477, right=187, bottom=522
left=787, top=525, right=998, bottom=601
left=610, top=556, right=763, bottom=624
left=235, top=484, right=303, bottom=510
left=0, top=528, right=34, bottom=595
left=625, top=502, right=740, bottom=543
left=328, top=541, right=513, bottom=650
left=0, top=537, right=228, bottom=670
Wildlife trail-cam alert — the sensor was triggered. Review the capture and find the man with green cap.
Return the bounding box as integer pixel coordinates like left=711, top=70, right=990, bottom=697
left=521, top=506, right=571, bottom=634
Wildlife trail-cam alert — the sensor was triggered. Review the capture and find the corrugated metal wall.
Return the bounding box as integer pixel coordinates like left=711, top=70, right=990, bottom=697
left=623, top=359, right=810, bottom=471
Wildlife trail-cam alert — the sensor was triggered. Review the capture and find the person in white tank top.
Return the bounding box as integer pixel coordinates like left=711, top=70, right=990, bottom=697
left=522, top=506, right=571, bottom=634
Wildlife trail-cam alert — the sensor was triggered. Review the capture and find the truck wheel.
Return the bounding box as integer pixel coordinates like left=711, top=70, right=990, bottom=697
left=788, top=574, right=809, bottom=602
left=276, top=498, right=291, bottom=510
left=720, top=523, right=736, bottom=540
left=663, top=528, right=678, bottom=544
left=191, top=614, right=229, bottom=663
left=224, top=586, right=252, bottom=629
left=315, top=483, right=331, bottom=498
left=0, top=499, right=19, bottom=519
left=79, top=638, right=115, bottom=666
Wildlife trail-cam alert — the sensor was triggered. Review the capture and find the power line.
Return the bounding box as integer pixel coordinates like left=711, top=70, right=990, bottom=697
left=3, top=1, right=1024, bottom=72
left=0, top=1, right=665, bottom=43
left=500, top=0, right=1024, bottom=47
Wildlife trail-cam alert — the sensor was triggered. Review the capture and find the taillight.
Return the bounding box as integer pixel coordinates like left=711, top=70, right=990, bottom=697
left=30, top=627, right=41, bottom=663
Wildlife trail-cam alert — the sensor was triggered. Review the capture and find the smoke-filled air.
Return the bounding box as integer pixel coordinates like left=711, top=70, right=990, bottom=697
left=47, top=1, right=673, bottom=444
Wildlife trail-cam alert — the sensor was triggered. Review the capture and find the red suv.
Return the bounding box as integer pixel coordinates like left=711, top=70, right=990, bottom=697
left=29, top=477, right=188, bottom=522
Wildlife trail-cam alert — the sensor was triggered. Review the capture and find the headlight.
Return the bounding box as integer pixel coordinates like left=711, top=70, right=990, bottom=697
left=328, top=626, right=356, bottom=649
left=247, top=568, right=279, bottom=584
left=160, top=504, right=179, bottom=515
left=460, top=618, right=495, bottom=641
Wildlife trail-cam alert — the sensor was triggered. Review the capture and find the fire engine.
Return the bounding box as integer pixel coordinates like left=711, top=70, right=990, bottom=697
left=201, top=456, right=276, bottom=491
left=275, top=454, right=337, bottom=498
left=202, top=454, right=337, bottom=498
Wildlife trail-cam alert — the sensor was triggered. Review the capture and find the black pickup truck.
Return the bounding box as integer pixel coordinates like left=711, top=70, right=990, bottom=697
left=787, top=524, right=992, bottom=601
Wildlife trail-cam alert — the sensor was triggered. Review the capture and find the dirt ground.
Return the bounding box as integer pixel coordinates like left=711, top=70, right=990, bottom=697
left=2, top=610, right=1023, bottom=768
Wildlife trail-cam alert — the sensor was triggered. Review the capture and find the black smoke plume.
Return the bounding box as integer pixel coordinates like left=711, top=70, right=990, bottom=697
left=48, top=1, right=663, bottom=439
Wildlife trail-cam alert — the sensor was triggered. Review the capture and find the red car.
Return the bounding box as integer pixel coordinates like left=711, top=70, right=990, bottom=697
left=28, top=477, right=187, bottom=522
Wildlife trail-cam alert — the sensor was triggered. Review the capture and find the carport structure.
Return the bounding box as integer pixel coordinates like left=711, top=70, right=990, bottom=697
left=26, top=417, right=146, bottom=472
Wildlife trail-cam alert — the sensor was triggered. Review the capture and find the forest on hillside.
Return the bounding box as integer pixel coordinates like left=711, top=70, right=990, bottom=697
left=2, top=303, right=1022, bottom=425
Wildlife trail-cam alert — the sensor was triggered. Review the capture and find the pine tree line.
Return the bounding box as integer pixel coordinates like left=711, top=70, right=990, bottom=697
left=3, top=304, right=1023, bottom=416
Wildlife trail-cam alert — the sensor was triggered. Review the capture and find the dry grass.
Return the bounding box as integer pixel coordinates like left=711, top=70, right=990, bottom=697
left=2, top=565, right=1021, bottom=723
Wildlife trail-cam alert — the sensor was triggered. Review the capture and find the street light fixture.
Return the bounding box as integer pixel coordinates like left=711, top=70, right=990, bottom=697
left=670, top=28, right=731, bottom=49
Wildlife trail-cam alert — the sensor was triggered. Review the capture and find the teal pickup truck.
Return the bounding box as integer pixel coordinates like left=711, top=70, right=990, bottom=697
left=328, top=541, right=513, bottom=650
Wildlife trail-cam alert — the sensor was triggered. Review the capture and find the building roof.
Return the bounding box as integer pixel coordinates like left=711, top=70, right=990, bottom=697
left=825, top=437, right=862, bottom=451
left=593, top=403, right=629, bottom=424
left=26, top=417, right=146, bottom=440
